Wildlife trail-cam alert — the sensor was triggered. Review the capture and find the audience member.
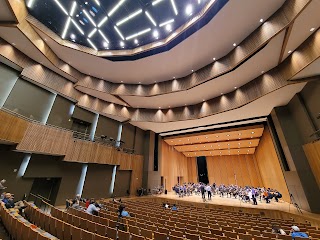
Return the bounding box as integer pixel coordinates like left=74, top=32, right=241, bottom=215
left=272, top=226, right=286, bottom=235
left=171, top=204, right=178, bottom=211
left=86, top=200, right=100, bottom=216
left=0, top=179, right=7, bottom=193
left=290, top=226, right=309, bottom=239
left=120, top=206, right=130, bottom=217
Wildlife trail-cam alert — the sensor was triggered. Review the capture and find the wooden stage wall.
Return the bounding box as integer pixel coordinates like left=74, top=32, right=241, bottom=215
left=160, top=127, right=290, bottom=202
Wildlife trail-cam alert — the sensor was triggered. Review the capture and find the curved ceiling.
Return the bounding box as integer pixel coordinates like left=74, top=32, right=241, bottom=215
left=30, top=0, right=285, bottom=83
left=0, top=0, right=319, bottom=133
left=26, top=0, right=220, bottom=52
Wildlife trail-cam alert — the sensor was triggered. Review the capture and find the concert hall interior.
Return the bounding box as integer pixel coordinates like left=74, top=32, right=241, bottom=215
left=0, top=0, right=320, bottom=239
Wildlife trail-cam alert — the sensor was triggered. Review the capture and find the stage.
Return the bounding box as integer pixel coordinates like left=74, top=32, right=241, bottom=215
left=155, top=192, right=320, bottom=222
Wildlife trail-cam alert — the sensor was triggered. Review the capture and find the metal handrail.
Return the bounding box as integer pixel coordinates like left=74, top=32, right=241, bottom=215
left=1, top=107, right=136, bottom=155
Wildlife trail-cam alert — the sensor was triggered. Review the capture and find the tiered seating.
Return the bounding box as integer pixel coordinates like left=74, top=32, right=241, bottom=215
left=0, top=202, right=56, bottom=240
left=26, top=198, right=320, bottom=240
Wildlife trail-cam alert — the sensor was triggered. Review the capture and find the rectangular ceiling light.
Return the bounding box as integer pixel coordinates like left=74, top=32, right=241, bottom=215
left=152, top=0, right=164, bottom=6
left=87, top=38, right=98, bottom=50
left=70, top=1, right=77, bottom=17
left=126, top=28, right=151, bottom=40
left=98, top=30, right=109, bottom=43
left=114, top=26, right=125, bottom=40
left=27, top=0, right=35, bottom=8
left=170, top=0, right=178, bottom=15
left=94, top=0, right=100, bottom=6
left=97, top=16, right=108, bottom=28
left=145, top=11, right=157, bottom=26
left=108, top=0, right=126, bottom=17
left=71, top=19, right=84, bottom=35
left=116, top=9, right=143, bottom=26
left=53, top=0, right=68, bottom=15
left=83, top=10, right=96, bottom=27
left=159, top=19, right=174, bottom=27
left=62, top=18, right=71, bottom=39
left=88, top=28, right=97, bottom=38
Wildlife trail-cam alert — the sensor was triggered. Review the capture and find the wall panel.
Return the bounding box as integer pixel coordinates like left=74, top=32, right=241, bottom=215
left=0, top=62, right=19, bottom=107
left=254, top=126, right=290, bottom=202
left=303, top=141, right=320, bottom=188
left=0, top=110, right=28, bottom=143
left=187, top=157, right=198, bottom=183
left=47, top=95, right=74, bottom=129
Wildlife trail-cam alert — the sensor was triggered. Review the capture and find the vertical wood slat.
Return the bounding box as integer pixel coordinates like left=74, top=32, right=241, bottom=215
left=0, top=110, right=29, bottom=143
left=303, top=141, right=320, bottom=189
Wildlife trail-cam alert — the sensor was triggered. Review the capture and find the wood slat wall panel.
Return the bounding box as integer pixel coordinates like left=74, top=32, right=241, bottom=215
left=129, top=155, right=143, bottom=195
left=206, top=155, right=260, bottom=186
left=0, top=110, right=29, bottom=143
left=254, top=126, right=290, bottom=202
left=303, top=141, right=320, bottom=188
left=187, top=157, right=198, bottom=183
left=16, top=122, right=72, bottom=155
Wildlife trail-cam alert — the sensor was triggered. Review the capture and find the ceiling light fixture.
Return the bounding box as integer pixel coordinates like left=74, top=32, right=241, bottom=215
left=159, top=19, right=175, bottom=27
left=261, top=71, right=264, bottom=74
left=152, top=0, right=164, bottom=6
left=120, top=41, right=125, bottom=47
left=145, top=11, right=157, bottom=26
left=213, top=58, right=216, bottom=61
left=83, top=10, right=96, bottom=27
left=62, top=18, right=71, bottom=39
left=97, top=16, right=108, bottom=28
left=170, top=0, right=178, bottom=15
left=108, top=0, right=126, bottom=17
left=134, top=39, right=138, bottom=44
left=27, top=0, right=35, bottom=8
left=99, top=30, right=109, bottom=43
left=70, top=34, right=76, bottom=40
left=103, top=41, right=109, bottom=48
left=185, top=4, right=193, bottom=15
left=153, top=30, right=159, bottom=38
left=234, top=87, right=237, bottom=89
left=310, top=27, right=315, bottom=32
left=116, top=9, right=143, bottom=26
left=94, top=0, right=100, bottom=6
left=126, top=28, right=151, bottom=40
left=165, top=24, right=172, bottom=32
left=288, top=50, right=292, bottom=54
left=114, top=26, right=125, bottom=40
left=260, top=18, right=264, bottom=23
left=71, top=19, right=84, bottom=35
left=87, top=38, right=97, bottom=50
left=70, top=1, right=77, bottom=16
left=53, top=0, right=68, bottom=15
left=88, top=28, right=97, bottom=38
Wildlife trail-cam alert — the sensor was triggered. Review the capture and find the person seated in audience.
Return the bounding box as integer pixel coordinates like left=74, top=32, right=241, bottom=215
left=290, top=226, right=309, bottom=239
left=0, top=179, right=7, bottom=192
left=2, top=193, right=26, bottom=215
left=86, top=200, right=100, bottom=216
left=171, top=204, right=178, bottom=211
left=272, top=226, right=286, bottom=235
left=120, top=206, right=131, bottom=217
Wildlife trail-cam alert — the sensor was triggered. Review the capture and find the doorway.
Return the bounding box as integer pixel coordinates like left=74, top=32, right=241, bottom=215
left=28, top=178, right=61, bottom=206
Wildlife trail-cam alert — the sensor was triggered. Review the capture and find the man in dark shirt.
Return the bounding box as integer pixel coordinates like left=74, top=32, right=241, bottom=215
left=200, top=184, right=205, bottom=199
left=2, top=193, right=15, bottom=209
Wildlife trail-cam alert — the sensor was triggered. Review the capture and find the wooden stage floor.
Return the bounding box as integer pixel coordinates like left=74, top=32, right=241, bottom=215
left=155, top=192, right=320, bottom=221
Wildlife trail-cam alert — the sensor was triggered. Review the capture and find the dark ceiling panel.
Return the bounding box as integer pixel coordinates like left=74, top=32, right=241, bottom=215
left=25, top=0, right=228, bottom=51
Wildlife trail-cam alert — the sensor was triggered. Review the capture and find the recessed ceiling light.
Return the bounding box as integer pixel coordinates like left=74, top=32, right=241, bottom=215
left=221, top=93, right=223, bottom=95
left=70, top=33, right=76, bottom=39
left=249, top=142, right=252, bottom=144
left=191, top=70, right=194, bottom=72
left=260, top=18, right=264, bottom=23
left=173, top=77, right=175, bottom=79
left=213, top=58, right=216, bottom=61
left=251, top=131, right=254, bottom=134
left=288, top=50, right=292, bottom=54
left=12, top=43, right=16, bottom=46
left=227, top=134, right=230, bottom=136
left=261, top=71, right=264, bottom=74
left=158, top=107, right=161, bottom=109
left=165, top=24, right=172, bottom=32
left=202, top=99, right=205, bottom=102
left=134, top=39, right=138, bottom=44
left=103, top=41, right=109, bottom=48
left=44, top=38, right=47, bottom=41
left=185, top=4, right=193, bottom=15
left=153, top=30, right=159, bottom=38
left=310, top=27, right=315, bottom=32
left=120, top=41, right=125, bottom=48
left=138, top=82, right=141, bottom=84
left=234, top=87, right=237, bottom=89
left=121, top=81, right=123, bottom=83
left=85, top=2, right=88, bottom=4
left=233, top=43, right=237, bottom=47
left=216, top=136, right=219, bottom=138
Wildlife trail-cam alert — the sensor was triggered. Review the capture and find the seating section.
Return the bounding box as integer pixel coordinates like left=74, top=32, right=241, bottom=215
left=0, top=202, right=55, bottom=240
left=26, top=199, right=320, bottom=240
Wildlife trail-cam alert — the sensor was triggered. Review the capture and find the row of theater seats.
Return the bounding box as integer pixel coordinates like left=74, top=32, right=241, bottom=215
left=100, top=199, right=320, bottom=240
left=0, top=202, right=54, bottom=240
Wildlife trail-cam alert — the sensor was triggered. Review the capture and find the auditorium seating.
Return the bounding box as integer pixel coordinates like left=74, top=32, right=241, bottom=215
left=24, top=198, right=320, bottom=240
left=0, top=202, right=56, bottom=240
